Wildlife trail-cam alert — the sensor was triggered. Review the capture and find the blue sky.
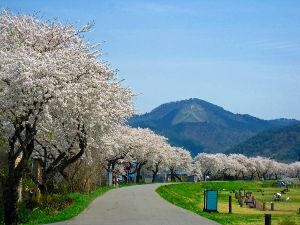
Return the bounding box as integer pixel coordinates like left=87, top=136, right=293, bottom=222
left=1, top=0, right=300, bottom=119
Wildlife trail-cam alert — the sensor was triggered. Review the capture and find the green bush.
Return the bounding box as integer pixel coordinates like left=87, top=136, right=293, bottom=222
left=39, top=194, right=73, bottom=212
left=19, top=202, right=32, bottom=223
left=52, top=182, right=71, bottom=195
left=19, top=194, right=73, bottom=224
left=20, top=186, right=110, bottom=225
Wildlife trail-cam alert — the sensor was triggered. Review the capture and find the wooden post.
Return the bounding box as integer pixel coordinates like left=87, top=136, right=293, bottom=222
left=238, top=197, right=243, bottom=207
left=263, top=202, right=266, bottom=211
left=229, top=195, right=232, bottom=213
left=271, top=202, right=274, bottom=211
left=265, top=214, right=271, bottom=225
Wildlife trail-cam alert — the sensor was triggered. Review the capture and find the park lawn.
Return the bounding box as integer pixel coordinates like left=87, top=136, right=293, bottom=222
left=156, top=181, right=300, bottom=225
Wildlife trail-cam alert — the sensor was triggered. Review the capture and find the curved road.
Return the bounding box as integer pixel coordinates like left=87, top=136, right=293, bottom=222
left=52, top=184, right=220, bottom=225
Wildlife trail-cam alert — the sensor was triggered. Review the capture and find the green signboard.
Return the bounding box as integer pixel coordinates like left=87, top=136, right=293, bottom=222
left=203, top=190, right=218, bottom=212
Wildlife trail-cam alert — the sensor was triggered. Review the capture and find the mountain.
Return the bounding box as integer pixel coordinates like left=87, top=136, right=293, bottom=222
left=128, top=98, right=298, bottom=156
left=228, top=124, right=300, bottom=162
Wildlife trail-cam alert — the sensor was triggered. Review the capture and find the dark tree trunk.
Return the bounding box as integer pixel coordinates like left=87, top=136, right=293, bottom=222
left=4, top=126, right=35, bottom=225
left=151, top=164, right=159, bottom=183
left=174, top=173, right=182, bottom=182
left=136, top=164, right=142, bottom=183
left=170, top=169, right=180, bottom=182
left=38, top=177, right=54, bottom=196
left=170, top=169, right=174, bottom=182
left=36, top=124, right=87, bottom=194
left=241, top=171, right=245, bottom=179
left=3, top=177, right=20, bottom=225
left=136, top=162, right=146, bottom=183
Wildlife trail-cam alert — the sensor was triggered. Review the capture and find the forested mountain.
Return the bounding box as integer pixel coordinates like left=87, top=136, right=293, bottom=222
left=228, top=124, right=300, bottom=162
left=129, top=98, right=298, bottom=156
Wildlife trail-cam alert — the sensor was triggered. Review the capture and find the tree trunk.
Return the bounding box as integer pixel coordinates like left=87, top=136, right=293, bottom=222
left=4, top=128, right=35, bottom=225
left=170, top=169, right=176, bottom=182
left=136, top=165, right=142, bottom=183
left=106, top=163, right=113, bottom=186
left=151, top=171, right=157, bottom=183
left=3, top=175, right=20, bottom=225
left=136, top=162, right=147, bottom=184
left=151, top=164, right=159, bottom=183
left=174, top=173, right=182, bottom=182
left=241, top=172, right=245, bottom=179
left=38, top=178, right=54, bottom=196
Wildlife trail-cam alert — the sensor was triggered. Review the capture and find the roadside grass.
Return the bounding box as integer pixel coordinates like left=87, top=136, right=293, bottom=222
left=1, top=183, right=140, bottom=225
left=20, top=186, right=111, bottom=225
left=156, top=181, right=300, bottom=225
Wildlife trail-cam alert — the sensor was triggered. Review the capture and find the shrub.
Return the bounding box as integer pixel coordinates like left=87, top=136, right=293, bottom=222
left=19, top=194, right=73, bottom=224
left=52, top=182, right=71, bottom=195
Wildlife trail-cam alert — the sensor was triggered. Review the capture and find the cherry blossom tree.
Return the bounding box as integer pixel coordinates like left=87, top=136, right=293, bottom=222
left=192, top=160, right=203, bottom=181
left=249, top=156, right=272, bottom=179
left=0, top=11, right=133, bottom=225
left=288, top=161, right=300, bottom=178
left=193, top=153, right=223, bottom=180
left=192, top=153, right=300, bottom=180
left=270, top=161, right=288, bottom=180
left=228, top=154, right=249, bottom=179
left=33, top=74, right=133, bottom=193
left=213, top=153, right=235, bottom=179
left=167, top=147, right=192, bottom=182
left=145, top=140, right=171, bottom=183
left=99, top=125, right=137, bottom=185
left=127, top=128, right=169, bottom=183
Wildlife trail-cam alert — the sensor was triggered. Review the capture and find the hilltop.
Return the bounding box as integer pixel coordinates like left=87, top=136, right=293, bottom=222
left=129, top=98, right=298, bottom=156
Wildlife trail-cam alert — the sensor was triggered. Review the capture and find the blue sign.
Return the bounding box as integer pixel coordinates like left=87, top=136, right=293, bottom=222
left=203, top=190, right=218, bottom=212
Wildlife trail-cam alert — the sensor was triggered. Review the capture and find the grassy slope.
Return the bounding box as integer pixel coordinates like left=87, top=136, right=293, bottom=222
left=156, top=181, right=300, bottom=225
left=20, top=187, right=111, bottom=225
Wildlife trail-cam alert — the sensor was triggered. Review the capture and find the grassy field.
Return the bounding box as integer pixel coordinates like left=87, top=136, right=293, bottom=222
left=18, top=186, right=111, bottom=225
left=156, top=181, right=300, bottom=225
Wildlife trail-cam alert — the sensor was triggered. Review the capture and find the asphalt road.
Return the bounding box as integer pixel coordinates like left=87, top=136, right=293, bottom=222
left=50, top=184, right=220, bottom=225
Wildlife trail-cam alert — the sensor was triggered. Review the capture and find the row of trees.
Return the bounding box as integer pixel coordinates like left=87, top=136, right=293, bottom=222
left=61, top=126, right=300, bottom=187
left=70, top=128, right=300, bottom=186
left=0, top=11, right=194, bottom=225
left=99, top=125, right=192, bottom=183
left=193, top=153, right=300, bottom=180
left=0, top=10, right=135, bottom=225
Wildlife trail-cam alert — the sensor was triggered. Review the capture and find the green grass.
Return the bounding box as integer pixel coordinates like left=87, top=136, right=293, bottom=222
left=20, top=186, right=111, bottom=225
left=156, top=181, right=300, bottom=225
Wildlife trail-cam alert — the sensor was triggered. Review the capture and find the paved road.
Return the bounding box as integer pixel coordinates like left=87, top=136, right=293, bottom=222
left=51, top=184, right=220, bottom=225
